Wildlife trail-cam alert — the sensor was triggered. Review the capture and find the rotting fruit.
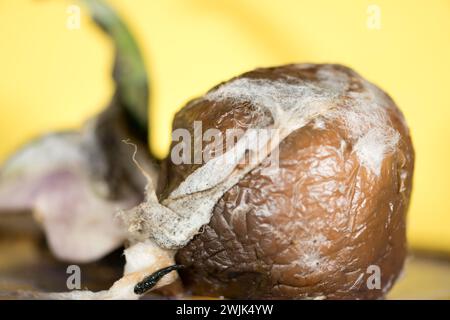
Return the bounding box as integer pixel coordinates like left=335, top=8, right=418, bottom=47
left=157, top=63, right=415, bottom=299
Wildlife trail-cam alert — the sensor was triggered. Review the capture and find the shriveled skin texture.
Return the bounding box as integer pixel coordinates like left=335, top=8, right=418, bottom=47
left=158, top=64, right=414, bottom=299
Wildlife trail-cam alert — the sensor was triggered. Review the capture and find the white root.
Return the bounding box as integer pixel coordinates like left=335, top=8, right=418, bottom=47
left=21, top=240, right=176, bottom=300
left=57, top=240, right=177, bottom=300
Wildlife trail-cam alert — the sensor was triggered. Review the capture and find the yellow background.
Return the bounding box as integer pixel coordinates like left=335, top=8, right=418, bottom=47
left=0, top=0, right=449, bottom=253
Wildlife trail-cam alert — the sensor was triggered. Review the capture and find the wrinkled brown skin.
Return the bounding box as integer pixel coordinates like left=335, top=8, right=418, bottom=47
left=158, top=64, right=414, bottom=299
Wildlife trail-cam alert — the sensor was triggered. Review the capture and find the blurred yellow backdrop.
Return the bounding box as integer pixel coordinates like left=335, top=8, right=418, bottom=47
left=0, top=0, right=449, bottom=253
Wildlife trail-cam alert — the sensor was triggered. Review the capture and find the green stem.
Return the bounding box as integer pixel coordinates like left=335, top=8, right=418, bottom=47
left=82, top=0, right=149, bottom=139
